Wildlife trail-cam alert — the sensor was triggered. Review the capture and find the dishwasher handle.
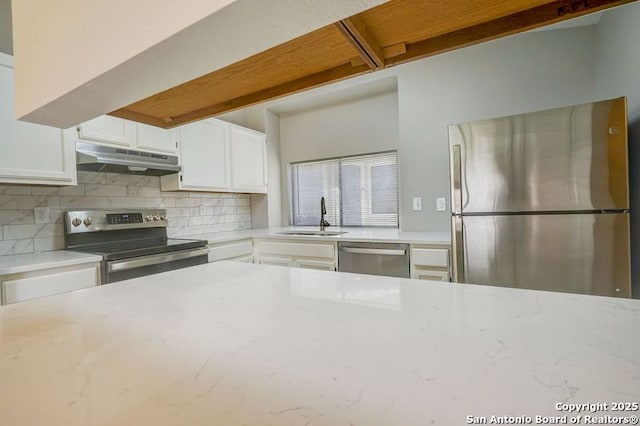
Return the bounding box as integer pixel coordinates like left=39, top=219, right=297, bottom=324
left=339, top=247, right=406, bottom=256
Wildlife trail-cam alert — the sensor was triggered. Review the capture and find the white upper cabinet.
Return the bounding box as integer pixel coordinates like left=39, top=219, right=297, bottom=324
left=136, top=123, right=179, bottom=154
left=161, top=118, right=266, bottom=194
left=76, top=116, right=178, bottom=155
left=162, top=119, right=231, bottom=191
left=229, top=126, right=267, bottom=193
left=0, top=53, right=76, bottom=186
left=77, top=115, right=136, bottom=147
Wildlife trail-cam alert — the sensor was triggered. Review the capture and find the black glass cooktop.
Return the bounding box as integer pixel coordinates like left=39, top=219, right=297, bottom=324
left=70, top=238, right=207, bottom=261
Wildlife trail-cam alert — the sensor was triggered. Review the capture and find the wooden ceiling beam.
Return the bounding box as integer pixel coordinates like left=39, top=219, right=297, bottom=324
left=386, top=0, right=635, bottom=66
left=336, top=17, right=385, bottom=69
left=108, top=109, right=168, bottom=128
left=133, top=62, right=371, bottom=128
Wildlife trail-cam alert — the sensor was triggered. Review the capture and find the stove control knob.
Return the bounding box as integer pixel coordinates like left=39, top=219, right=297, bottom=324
left=153, top=215, right=160, bottom=221
left=145, top=215, right=153, bottom=221
left=83, top=217, right=92, bottom=226
left=71, top=218, right=82, bottom=227
left=160, top=215, right=168, bottom=221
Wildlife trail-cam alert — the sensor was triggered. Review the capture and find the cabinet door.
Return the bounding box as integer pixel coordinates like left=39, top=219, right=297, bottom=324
left=294, top=259, right=336, bottom=271
left=229, top=126, right=267, bottom=193
left=179, top=120, right=231, bottom=191
left=0, top=55, right=76, bottom=185
left=77, top=115, right=136, bottom=147
left=2, top=266, right=99, bottom=304
left=136, top=123, right=179, bottom=154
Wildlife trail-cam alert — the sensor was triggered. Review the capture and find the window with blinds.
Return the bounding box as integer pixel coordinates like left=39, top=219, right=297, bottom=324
left=289, top=151, right=399, bottom=227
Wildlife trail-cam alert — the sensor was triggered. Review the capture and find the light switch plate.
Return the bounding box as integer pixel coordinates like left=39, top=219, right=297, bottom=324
left=34, top=207, right=50, bottom=224
left=436, top=197, right=447, bottom=212
left=412, top=197, right=422, bottom=211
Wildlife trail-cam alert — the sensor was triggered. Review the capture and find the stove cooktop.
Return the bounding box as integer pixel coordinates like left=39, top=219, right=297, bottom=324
left=69, top=238, right=208, bottom=261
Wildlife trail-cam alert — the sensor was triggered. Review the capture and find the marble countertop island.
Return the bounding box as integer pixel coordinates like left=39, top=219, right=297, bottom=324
left=1, top=262, right=638, bottom=425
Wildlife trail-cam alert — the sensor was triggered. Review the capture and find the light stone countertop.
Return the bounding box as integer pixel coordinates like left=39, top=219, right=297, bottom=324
left=196, top=227, right=451, bottom=245
left=1, top=261, right=638, bottom=425
left=0, top=250, right=103, bottom=275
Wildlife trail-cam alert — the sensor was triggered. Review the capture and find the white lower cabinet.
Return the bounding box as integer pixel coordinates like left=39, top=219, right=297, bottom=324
left=1, top=263, right=101, bottom=305
left=0, top=53, right=77, bottom=186
left=410, top=245, right=451, bottom=282
left=208, top=239, right=253, bottom=263
left=254, top=239, right=337, bottom=271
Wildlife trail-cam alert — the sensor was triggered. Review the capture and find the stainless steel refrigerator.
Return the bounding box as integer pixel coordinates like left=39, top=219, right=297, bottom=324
left=448, top=97, right=631, bottom=298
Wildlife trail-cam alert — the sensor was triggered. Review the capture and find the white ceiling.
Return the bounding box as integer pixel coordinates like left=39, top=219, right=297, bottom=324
left=0, top=0, right=12, bottom=55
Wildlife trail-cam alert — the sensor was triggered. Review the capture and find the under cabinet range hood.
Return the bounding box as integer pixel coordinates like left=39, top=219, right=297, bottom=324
left=75, top=142, right=180, bottom=176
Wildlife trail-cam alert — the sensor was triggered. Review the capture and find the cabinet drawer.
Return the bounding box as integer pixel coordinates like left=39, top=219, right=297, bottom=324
left=412, top=270, right=450, bottom=281
left=208, top=239, right=253, bottom=262
left=411, top=248, right=449, bottom=267
left=2, top=266, right=99, bottom=304
left=256, top=241, right=335, bottom=259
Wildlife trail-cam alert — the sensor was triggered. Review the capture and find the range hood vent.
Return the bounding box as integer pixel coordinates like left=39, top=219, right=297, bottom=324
left=75, top=142, right=181, bottom=176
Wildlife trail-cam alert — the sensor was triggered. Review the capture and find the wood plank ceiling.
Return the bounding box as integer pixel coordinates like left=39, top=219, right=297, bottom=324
left=111, top=0, right=635, bottom=128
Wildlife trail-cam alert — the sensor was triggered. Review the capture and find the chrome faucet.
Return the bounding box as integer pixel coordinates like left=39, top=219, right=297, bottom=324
left=320, top=196, right=330, bottom=231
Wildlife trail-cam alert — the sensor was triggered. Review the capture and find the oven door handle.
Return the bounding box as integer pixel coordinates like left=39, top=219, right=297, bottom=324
left=107, top=248, right=209, bottom=273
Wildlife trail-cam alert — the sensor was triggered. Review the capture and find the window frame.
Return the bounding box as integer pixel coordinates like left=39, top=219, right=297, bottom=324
left=288, top=150, right=399, bottom=228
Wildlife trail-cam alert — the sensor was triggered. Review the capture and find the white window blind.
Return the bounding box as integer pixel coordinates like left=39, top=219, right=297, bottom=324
left=290, top=152, right=399, bottom=227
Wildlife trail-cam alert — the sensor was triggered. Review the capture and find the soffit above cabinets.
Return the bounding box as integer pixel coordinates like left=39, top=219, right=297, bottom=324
left=111, top=0, right=635, bottom=129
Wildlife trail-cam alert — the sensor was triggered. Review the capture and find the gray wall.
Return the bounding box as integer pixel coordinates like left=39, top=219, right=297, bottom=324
left=595, top=2, right=640, bottom=297
left=0, top=171, right=251, bottom=255
left=279, top=90, right=399, bottom=225
left=397, top=26, right=597, bottom=231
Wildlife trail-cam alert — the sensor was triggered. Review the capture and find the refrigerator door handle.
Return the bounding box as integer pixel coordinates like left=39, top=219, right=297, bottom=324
left=451, top=144, right=463, bottom=214
left=452, top=215, right=464, bottom=282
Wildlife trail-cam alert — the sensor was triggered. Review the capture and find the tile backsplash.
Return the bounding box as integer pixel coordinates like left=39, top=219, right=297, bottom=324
left=0, top=171, right=251, bottom=255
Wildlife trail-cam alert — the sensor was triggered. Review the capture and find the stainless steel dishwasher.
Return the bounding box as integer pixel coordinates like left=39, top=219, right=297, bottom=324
left=337, top=242, right=410, bottom=278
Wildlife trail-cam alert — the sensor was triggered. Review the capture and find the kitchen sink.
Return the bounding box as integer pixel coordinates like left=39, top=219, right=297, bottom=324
left=277, top=230, right=347, bottom=236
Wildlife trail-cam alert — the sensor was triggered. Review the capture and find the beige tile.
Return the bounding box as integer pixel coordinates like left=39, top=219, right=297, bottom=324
left=0, top=239, right=34, bottom=255
left=144, top=198, right=176, bottom=208
left=3, top=223, right=64, bottom=239
left=31, top=187, right=60, bottom=196
left=85, top=184, right=127, bottom=197
left=34, top=236, right=65, bottom=252
left=165, top=208, right=191, bottom=217
left=175, top=198, right=201, bottom=207
left=17, top=196, right=61, bottom=209
left=0, top=210, right=35, bottom=225
left=106, top=173, right=131, bottom=186
left=105, top=197, right=146, bottom=208
left=59, top=184, right=86, bottom=196
left=127, top=186, right=161, bottom=197
left=201, top=198, right=222, bottom=207
left=0, top=196, right=19, bottom=210
left=77, top=171, right=107, bottom=184
left=0, top=185, right=32, bottom=195
left=60, top=197, right=108, bottom=209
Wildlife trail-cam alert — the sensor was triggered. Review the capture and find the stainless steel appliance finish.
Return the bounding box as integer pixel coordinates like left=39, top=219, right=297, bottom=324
left=75, top=142, right=181, bottom=176
left=338, top=242, right=409, bottom=278
left=64, top=209, right=208, bottom=284
left=449, top=97, right=631, bottom=297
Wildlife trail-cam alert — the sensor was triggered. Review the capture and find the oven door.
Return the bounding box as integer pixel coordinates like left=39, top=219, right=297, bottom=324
left=104, top=247, right=209, bottom=283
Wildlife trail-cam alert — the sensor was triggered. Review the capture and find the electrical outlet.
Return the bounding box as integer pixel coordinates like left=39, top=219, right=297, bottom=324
left=436, top=197, right=447, bottom=212
left=412, top=197, right=422, bottom=211
left=34, top=207, right=50, bottom=224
